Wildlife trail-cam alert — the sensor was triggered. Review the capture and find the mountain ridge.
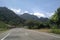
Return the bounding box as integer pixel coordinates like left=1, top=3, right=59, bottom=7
left=19, top=13, right=49, bottom=22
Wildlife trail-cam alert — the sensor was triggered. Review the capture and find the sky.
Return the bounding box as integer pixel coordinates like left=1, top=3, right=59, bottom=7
left=0, top=0, right=60, bottom=18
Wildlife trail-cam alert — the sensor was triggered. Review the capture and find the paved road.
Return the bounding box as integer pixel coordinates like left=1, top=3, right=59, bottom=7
left=0, top=28, right=60, bottom=40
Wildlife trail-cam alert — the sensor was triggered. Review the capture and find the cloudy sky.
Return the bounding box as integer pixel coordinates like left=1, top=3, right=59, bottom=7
left=0, top=0, right=60, bottom=18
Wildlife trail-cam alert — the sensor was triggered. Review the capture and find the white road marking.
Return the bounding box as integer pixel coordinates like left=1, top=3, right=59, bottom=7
left=1, top=33, right=10, bottom=40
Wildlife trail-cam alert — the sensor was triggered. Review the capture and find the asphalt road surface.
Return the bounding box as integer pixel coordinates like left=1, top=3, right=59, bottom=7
left=0, top=28, right=60, bottom=40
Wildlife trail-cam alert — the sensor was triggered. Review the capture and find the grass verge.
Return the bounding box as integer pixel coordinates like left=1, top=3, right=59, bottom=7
left=51, top=29, right=60, bottom=34
left=32, top=29, right=51, bottom=33
left=0, top=21, right=9, bottom=34
left=0, top=28, right=9, bottom=34
left=34, top=29, right=60, bottom=34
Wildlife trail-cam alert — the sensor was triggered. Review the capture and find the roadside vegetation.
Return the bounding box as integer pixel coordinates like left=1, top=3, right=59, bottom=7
left=50, top=26, right=60, bottom=34
left=0, top=21, right=8, bottom=33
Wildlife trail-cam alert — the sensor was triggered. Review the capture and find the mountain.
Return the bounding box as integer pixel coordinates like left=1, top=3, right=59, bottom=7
left=20, top=13, right=39, bottom=21
left=20, top=13, right=49, bottom=22
left=0, top=7, right=25, bottom=25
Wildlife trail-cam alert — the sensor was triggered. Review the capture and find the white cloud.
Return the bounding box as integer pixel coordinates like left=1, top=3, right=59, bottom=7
left=24, top=11, right=33, bottom=15
left=10, top=8, right=21, bottom=14
left=46, top=12, right=54, bottom=18
left=33, top=12, right=46, bottom=18
left=24, top=11, right=29, bottom=13
left=49, top=12, right=54, bottom=17
left=33, top=12, right=54, bottom=18
left=32, top=8, right=46, bottom=18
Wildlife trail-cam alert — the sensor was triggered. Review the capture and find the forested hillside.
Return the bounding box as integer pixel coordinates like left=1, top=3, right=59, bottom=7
left=0, top=7, right=25, bottom=26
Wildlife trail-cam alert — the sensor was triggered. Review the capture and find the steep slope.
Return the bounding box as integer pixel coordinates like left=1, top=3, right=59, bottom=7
left=0, top=7, right=25, bottom=25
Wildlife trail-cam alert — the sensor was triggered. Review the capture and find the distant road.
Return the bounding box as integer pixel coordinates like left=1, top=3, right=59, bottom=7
left=0, top=28, right=60, bottom=40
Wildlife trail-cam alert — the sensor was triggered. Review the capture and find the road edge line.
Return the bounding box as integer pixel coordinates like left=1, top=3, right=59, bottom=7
left=1, top=33, right=10, bottom=40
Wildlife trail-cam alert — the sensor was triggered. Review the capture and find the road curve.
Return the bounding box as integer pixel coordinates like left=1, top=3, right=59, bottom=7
left=0, top=28, right=60, bottom=40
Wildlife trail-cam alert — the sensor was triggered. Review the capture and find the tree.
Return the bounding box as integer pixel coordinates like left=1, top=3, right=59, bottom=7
left=51, top=8, right=60, bottom=28
left=25, top=20, right=34, bottom=29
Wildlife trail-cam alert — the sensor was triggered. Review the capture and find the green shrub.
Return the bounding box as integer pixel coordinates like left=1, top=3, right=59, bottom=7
left=0, top=21, right=9, bottom=31
left=51, top=29, right=60, bottom=34
left=51, top=25, right=60, bottom=34
left=51, top=25, right=58, bottom=29
left=0, top=21, right=8, bottom=28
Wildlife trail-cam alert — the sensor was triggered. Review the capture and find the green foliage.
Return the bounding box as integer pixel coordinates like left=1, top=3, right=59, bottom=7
left=0, top=21, right=8, bottom=28
left=51, top=29, right=60, bottom=34
left=51, top=25, right=58, bottom=29
left=50, top=7, right=60, bottom=28
left=51, top=12, right=58, bottom=23
left=0, top=21, right=9, bottom=32
left=24, top=20, right=50, bottom=29
left=24, top=20, right=34, bottom=29
left=50, top=24, right=60, bottom=34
